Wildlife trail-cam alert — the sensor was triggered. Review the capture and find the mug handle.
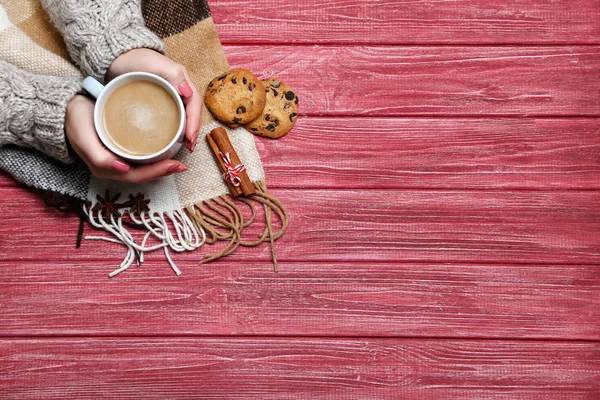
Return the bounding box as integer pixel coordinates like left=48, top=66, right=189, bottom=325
left=81, top=76, right=104, bottom=99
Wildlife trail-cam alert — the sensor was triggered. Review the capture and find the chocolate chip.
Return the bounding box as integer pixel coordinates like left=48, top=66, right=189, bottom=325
left=285, top=91, right=295, bottom=100
left=236, top=106, right=246, bottom=114
left=272, top=118, right=280, bottom=126
left=289, top=113, right=298, bottom=122
left=272, top=89, right=278, bottom=97
left=217, top=74, right=227, bottom=81
left=265, top=114, right=270, bottom=121
left=266, top=124, right=276, bottom=132
left=248, top=83, right=256, bottom=92
left=294, top=96, right=299, bottom=105
left=270, top=80, right=281, bottom=88
left=231, top=76, right=237, bottom=84
left=243, top=77, right=248, bottom=85
left=232, top=117, right=242, bottom=124
left=208, top=81, right=214, bottom=88
left=251, top=127, right=258, bottom=132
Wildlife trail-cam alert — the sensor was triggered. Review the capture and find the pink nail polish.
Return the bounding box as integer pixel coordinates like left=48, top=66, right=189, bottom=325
left=189, top=132, right=198, bottom=152
left=178, top=81, right=193, bottom=98
left=112, top=160, right=130, bottom=174
left=167, top=164, right=188, bottom=175
left=167, top=164, right=181, bottom=174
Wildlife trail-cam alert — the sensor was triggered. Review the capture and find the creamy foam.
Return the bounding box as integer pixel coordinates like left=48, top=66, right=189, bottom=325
left=103, top=80, right=180, bottom=156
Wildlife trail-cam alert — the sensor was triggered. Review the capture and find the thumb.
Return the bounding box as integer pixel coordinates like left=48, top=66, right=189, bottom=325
left=72, top=126, right=131, bottom=174
left=125, top=160, right=188, bottom=184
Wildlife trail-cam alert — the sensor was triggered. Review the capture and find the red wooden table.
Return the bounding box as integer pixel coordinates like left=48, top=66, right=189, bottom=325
left=1, top=1, right=600, bottom=398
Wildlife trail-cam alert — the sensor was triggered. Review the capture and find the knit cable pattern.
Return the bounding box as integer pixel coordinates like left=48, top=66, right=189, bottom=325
left=41, top=0, right=166, bottom=82
left=0, top=60, right=81, bottom=163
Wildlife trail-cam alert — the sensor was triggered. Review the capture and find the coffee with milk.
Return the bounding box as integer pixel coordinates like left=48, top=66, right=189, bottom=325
left=102, top=80, right=180, bottom=156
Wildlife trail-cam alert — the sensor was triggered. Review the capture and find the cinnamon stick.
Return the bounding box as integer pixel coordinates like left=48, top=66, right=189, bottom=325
left=207, top=133, right=242, bottom=196
left=206, top=127, right=256, bottom=197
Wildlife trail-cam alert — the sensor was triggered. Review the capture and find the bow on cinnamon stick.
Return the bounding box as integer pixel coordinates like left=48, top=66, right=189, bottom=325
left=207, top=127, right=256, bottom=197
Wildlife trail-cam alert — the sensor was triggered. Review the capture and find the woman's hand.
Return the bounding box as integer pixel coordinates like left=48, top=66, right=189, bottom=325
left=107, top=48, right=201, bottom=152
left=65, top=95, right=188, bottom=184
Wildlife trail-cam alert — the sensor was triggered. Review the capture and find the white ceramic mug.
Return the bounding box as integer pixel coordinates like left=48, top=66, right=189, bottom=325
left=82, top=72, right=186, bottom=164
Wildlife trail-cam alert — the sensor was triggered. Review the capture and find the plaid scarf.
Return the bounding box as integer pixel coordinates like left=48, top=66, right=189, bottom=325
left=0, top=0, right=288, bottom=276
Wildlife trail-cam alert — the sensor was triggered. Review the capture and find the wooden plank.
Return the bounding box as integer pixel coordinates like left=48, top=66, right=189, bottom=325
left=2, top=118, right=600, bottom=191
left=0, top=171, right=16, bottom=187
left=211, top=0, right=600, bottom=45
left=0, top=187, right=598, bottom=264
left=253, top=117, right=600, bottom=190
left=1, top=338, right=598, bottom=398
left=223, top=45, right=600, bottom=116
left=1, top=260, right=599, bottom=339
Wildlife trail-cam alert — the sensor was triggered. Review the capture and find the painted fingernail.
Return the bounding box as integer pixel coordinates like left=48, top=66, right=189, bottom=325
left=178, top=81, right=193, bottom=98
left=189, top=132, right=199, bottom=152
left=112, top=160, right=130, bottom=174
left=167, top=164, right=188, bottom=175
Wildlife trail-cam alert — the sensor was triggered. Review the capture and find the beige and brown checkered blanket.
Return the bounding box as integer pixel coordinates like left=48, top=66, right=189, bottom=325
left=0, top=0, right=287, bottom=276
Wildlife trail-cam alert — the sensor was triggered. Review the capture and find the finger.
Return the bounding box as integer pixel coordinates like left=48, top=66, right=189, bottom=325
left=85, top=159, right=187, bottom=184
left=124, top=160, right=188, bottom=184
left=182, top=89, right=201, bottom=152
left=177, top=80, right=194, bottom=98
left=67, top=105, right=131, bottom=174
left=80, top=159, right=187, bottom=184
left=75, top=133, right=131, bottom=174
left=182, top=69, right=202, bottom=144
left=163, top=66, right=190, bottom=98
left=165, top=67, right=201, bottom=152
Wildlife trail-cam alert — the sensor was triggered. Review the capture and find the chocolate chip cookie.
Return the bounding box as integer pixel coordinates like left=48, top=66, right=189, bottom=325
left=204, top=69, right=266, bottom=127
left=244, top=79, right=298, bottom=139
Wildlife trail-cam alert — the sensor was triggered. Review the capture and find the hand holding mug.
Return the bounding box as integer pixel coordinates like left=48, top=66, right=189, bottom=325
left=65, top=94, right=188, bottom=184
left=66, top=49, right=198, bottom=184
left=107, top=48, right=201, bottom=152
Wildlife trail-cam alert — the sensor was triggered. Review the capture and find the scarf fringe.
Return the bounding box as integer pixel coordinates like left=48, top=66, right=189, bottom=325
left=82, top=180, right=288, bottom=277
left=187, top=180, right=289, bottom=272
left=83, top=206, right=206, bottom=277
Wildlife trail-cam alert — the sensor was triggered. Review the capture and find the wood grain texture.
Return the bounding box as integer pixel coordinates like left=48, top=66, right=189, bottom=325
left=1, top=338, right=598, bottom=399
left=1, top=117, right=599, bottom=191
left=3, top=117, right=600, bottom=191
left=0, top=171, right=16, bottom=187
left=211, top=0, right=600, bottom=45
left=223, top=45, right=600, bottom=116
left=1, top=260, right=599, bottom=340
left=0, top=186, right=598, bottom=264
left=252, top=117, right=600, bottom=190
left=2, top=0, right=600, bottom=395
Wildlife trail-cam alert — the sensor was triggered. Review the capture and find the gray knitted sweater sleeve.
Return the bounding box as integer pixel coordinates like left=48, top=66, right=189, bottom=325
left=0, top=0, right=165, bottom=163
left=0, top=61, right=81, bottom=163
left=41, top=0, right=166, bottom=82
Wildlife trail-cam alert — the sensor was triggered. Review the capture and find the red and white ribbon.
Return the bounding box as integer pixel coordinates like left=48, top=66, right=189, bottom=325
left=219, top=152, right=246, bottom=187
